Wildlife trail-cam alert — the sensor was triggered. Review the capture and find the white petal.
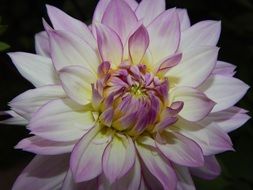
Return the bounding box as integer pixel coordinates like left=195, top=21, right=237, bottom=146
left=167, top=46, right=219, bottom=88
left=8, top=52, right=58, bottom=87
left=12, top=155, right=69, bottom=190
left=199, top=75, right=249, bottom=112
left=135, top=0, right=165, bottom=26
left=46, top=5, right=97, bottom=49
left=170, top=87, right=216, bottom=121
left=29, top=99, right=95, bottom=142
left=9, top=85, right=65, bottom=120
left=0, top=111, right=27, bottom=125
left=177, top=9, right=191, bottom=31
left=59, top=65, right=96, bottom=105
left=212, top=61, right=236, bottom=76
left=35, top=31, right=50, bottom=57
left=180, top=20, right=221, bottom=50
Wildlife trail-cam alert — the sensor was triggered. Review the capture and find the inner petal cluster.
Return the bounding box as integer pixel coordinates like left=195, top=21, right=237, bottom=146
left=92, top=61, right=184, bottom=137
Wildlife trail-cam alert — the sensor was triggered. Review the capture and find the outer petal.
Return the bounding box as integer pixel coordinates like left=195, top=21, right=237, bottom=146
left=174, top=119, right=233, bottom=155
left=46, top=5, right=96, bottom=49
left=9, top=85, right=65, bottom=120
left=170, top=87, right=216, bottom=121
left=201, top=107, right=250, bottom=133
left=29, top=99, right=95, bottom=142
left=129, top=25, right=149, bottom=65
left=12, top=155, right=68, bottom=190
left=147, top=8, right=180, bottom=64
left=135, top=0, right=165, bottom=26
left=101, top=0, right=138, bottom=44
left=190, top=156, right=221, bottom=180
left=70, top=126, right=111, bottom=182
left=156, top=132, right=204, bottom=167
left=167, top=46, right=219, bottom=88
left=96, top=23, right=123, bottom=67
left=177, top=9, right=191, bottom=31
left=199, top=75, right=249, bottom=112
left=102, top=135, right=135, bottom=183
left=8, top=52, right=58, bottom=87
left=180, top=21, right=221, bottom=50
left=174, top=164, right=196, bottom=190
left=0, top=111, right=27, bottom=125
left=35, top=31, right=50, bottom=57
left=136, top=138, right=177, bottom=190
left=48, top=30, right=99, bottom=73
left=15, top=136, right=75, bottom=155
left=62, top=169, right=98, bottom=190
left=212, top=61, right=236, bottom=76
left=59, top=65, right=96, bottom=105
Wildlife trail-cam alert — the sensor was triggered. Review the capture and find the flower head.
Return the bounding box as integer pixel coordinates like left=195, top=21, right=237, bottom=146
left=2, top=0, right=250, bottom=189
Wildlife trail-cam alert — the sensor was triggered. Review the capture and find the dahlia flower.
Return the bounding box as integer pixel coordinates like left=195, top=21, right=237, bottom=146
left=1, top=0, right=250, bottom=189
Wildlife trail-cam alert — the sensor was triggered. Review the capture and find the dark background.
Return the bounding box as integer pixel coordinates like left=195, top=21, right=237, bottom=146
left=0, top=0, right=252, bottom=189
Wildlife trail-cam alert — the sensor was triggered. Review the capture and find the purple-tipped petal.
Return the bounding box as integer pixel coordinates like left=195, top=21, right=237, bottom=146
left=35, top=31, right=50, bottom=57
left=96, top=23, right=123, bottom=67
left=48, top=30, right=99, bottom=73
left=12, top=155, right=69, bottom=190
left=129, top=25, right=149, bottom=65
left=9, top=85, right=65, bottom=120
left=212, top=61, right=236, bottom=76
left=180, top=20, right=221, bottom=50
left=29, top=99, right=95, bottom=142
left=101, top=0, right=138, bottom=44
left=177, top=9, right=191, bottom=31
left=102, top=135, right=135, bottom=183
left=147, top=8, right=180, bottom=64
left=190, top=156, right=221, bottom=180
left=136, top=139, right=177, bottom=190
left=199, top=75, right=250, bottom=112
left=46, top=5, right=96, bottom=49
left=59, top=65, right=96, bottom=105
left=135, top=0, right=165, bottom=26
left=99, top=107, right=114, bottom=127
left=167, top=46, right=219, bottom=88
left=70, top=126, right=111, bottom=182
left=170, top=87, right=216, bottom=121
left=156, top=53, right=182, bottom=75
left=8, top=52, right=58, bottom=87
left=156, top=132, right=204, bottom=167
left=15, top=136, right=75, bottom=155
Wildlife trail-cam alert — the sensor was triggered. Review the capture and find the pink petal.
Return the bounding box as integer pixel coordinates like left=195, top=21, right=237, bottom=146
left=212, top=61, right=236, bottom=76
left=135, top=0, right=165, bottom=26
left=46, top=5, right=96, bottom=49
left=101, top=0, right=138, bottom=44
left=12, top=155, right=69, bottom=190
left=9, top=85, right=65, bottom=120
left=15, top=136, right=75, bottom=155
left=147, top=8, right=180, bottom=64
left=173, top=164, right=196, bottom=190
left=8, top=52, right=58, bottom=87
left=156, top=53, right=182, bottom=75
left=48, top=30, right=99, bottom=73
left=167, top=46, right=219, bottom=88
left=62, top=169, right=98, bottom=190
left=201, top=106, right=250, bottom=133
left=136, top=139, right=177, bottom=190
left=175, top=119, right=234, bottom=156
left=29, top=99, right=95, bottom=142
left=177, top=9, right=191, bottom=31
left=59, top=65, right=96, bottom=105
left=199, top=75, right=249, bottom=112
left=170, top=87, right=216, bottom=121
left=190, top=156, right=221, bottom=180
left=180, top=20, right=221, bottom=50
left=102, top=135, right=135, bottom=183
left=70, top=126, right=111, bottom=182
left=129, top=25, right=149, bottom=65
left=95, top=23, right=123, bottom=67
left=156, top=132, right=204, bottom=167
left=35, top=31, right=50, bottom=57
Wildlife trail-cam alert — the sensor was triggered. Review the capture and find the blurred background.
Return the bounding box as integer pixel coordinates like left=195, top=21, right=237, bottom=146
left=0, top=0, right=252, bottom=189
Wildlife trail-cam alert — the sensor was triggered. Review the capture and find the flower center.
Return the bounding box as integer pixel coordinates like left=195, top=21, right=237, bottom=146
left=92, top=61, right=183, bottom=137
